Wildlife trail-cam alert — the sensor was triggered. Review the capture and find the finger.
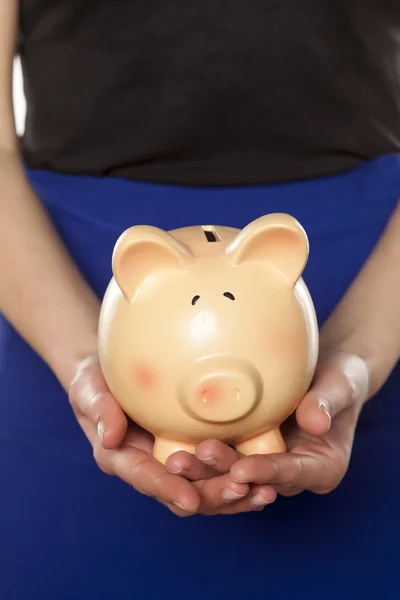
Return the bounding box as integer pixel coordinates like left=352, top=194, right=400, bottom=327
left=230, top=453, right=343, bottom=493
left=194, top=473, right=250, bottom=508
left=83, top=391, right=128, bottom=449
left=230, top=455, right=278, bottom=485
left=195, top=439, right=241, bottom=473
left=248, top=484, right=279, bottom=507
left=166, top=439, right=241, bottom=481
left=199, top=484, right=277, bottom=515
left=95, top=443, right=200, bottom=513
left=70, top=360, right=128, bottom=449
left=165, top=451, right=215, bottom=481
left=296, top=353, right=368, bottom=436
left=163, top=502, right=196, bottom=518
left=295, top=390, right=333, bottom=437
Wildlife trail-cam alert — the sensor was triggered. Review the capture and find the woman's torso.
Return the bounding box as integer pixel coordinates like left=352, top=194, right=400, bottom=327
left=4, top=4, right=400, bottom=596
left=18, top=0, right=400, bottom=186
left=2, top=155, right=400, bottom=599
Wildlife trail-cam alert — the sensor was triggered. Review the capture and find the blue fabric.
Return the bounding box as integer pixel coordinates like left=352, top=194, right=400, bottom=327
left=1, top=154, right=399, bottom=599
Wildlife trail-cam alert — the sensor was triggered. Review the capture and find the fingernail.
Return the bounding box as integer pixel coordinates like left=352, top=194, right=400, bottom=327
left=167, top=467, right=184, bottom=475
left=198, top=455, right=216, bottom=466
left=173, top=501, right=193, bottom=513
left=250, top=493, right=272, bottom=508
left=319, top=402, right=332, bottom=429
left=221, top=489, right=246, bottom=502
left=230, top=473, right=247, bottom=484
left=97, top=421, right=105, bottom=443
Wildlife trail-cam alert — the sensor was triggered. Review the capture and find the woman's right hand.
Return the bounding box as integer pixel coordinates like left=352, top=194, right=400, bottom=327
left=69, top=356, right=201, bottom=516
left=69, top=356, right=276, bottom=517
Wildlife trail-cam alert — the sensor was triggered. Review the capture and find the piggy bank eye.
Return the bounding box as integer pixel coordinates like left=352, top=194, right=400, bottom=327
left=191, top=295, right=200, bottom=305
left=223, top=292, right=235, bottom=301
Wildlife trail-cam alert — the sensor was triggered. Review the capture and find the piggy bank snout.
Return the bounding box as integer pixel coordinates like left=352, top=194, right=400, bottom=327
left=179, top=356, right=263, bottom=424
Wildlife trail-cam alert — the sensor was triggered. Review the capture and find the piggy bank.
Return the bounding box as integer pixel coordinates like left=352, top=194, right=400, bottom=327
left=98, top=213, right=319, bottom=465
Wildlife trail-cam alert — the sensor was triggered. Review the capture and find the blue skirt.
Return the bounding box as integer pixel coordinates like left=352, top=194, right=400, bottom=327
left=1, top=155, right=400, bottom=599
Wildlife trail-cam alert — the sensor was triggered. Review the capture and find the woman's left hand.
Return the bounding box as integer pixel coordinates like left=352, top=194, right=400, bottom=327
left=168, top=351, right=370, bottom=500
left=229, top=351, right=370, bottom=496
left=168, top=203, right=399, bottom=501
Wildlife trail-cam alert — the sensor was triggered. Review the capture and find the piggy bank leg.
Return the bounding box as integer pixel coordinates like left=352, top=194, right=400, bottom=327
left=153, top=438, right=197, bottom=465
left=236, top=428, right=286, bottom=456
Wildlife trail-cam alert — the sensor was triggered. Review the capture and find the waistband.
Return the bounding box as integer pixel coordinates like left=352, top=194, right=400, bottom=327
left=25, top=154, right=400, bottom=233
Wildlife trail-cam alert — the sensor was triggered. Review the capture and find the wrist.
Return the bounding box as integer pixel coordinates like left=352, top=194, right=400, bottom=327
left=46, top=301, right=101, bottom=392
left=52, top=333, right=100, bottom=393
left=318, top=202, right=400, bottom=401
left=319, top=319, right=397, bottom=402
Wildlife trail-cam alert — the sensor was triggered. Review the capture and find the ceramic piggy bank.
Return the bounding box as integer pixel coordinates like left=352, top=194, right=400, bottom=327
left=98, top=213, right=319, bottom=464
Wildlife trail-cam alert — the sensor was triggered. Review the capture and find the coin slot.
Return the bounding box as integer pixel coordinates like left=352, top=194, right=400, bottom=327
left=202, top=227, right=220, bottom=242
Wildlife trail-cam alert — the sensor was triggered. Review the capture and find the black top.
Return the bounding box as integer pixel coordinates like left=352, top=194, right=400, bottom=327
left=18, top=0, right=400, bottom=186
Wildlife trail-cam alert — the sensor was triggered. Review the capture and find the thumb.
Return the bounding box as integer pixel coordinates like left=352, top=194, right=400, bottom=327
left=69, top=356, right=128, bottom=449
left=295, top=353, right=369, bottom=437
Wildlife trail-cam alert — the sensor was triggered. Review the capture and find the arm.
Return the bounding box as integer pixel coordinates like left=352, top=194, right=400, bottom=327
left=321, top=201, right=400, bottom=399
left=1, top=1, right=268, bottom=516
left=0, top=0, right=100, bottom=391
left=225, top=203, right=400, bottom=494
left=0, top=0, right=196, bottom=511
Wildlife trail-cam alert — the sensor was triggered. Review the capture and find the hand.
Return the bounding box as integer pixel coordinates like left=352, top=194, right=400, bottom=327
left=228, top=352, right=370, bottom=496
left=69, top=356, right=276, bottom=516
left=166, top=440, right=277, bottom=511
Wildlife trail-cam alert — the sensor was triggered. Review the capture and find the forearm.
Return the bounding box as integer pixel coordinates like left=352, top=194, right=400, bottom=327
left=0, top=150, right=100, bottom=390
left=320, top=201, right=400, bottom=399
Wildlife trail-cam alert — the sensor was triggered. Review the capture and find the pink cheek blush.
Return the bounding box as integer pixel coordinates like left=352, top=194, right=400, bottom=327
left=133, top=364, right=158, bottom=390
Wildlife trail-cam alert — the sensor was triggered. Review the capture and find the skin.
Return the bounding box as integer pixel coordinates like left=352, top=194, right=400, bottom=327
left=0, top=0, right=274, bottom=516
left=1, top=0, right=399, bottom=515
left=168, top=206, right=400, bottom=496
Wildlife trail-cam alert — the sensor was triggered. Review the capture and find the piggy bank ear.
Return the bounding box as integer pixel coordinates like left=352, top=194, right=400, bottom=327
left=112, top=225, right=193, bottom=301
left=225, top=213, right=309, bottom=284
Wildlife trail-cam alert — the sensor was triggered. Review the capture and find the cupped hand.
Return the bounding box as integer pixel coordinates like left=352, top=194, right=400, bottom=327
left=228, top=352, right=370, bottom=496
left=69, top=356, right=276, bottom=516
left=166, top=439, right=277, bottom=511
